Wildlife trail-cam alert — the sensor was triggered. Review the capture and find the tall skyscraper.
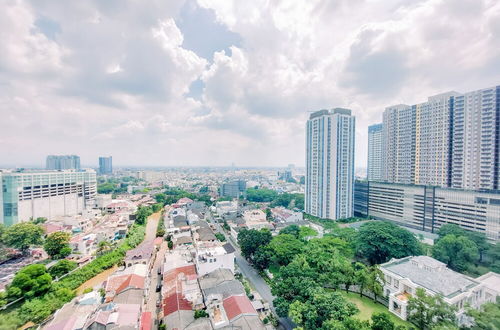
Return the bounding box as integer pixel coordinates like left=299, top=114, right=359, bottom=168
left=99, top=156, right=113, bottom=175
left=452, top=86, right=500, bottom=190
left=305, top=108, right=355, bottom=220
left=46, top=155, right=81, bottom=170
left=383, top=104, right=415, bottom=184
left=367, top=123, right=383, bottom=181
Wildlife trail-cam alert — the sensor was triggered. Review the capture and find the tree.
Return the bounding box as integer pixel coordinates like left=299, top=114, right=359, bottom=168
left=407, top=288, right=456, bottom=330
left=354, top=262, right=370, bottom=298
left=288, top=290, right=358, bottom=329
left=7, top=264, right=52, bottom=299
left=438, top=224, right=489, bottom=263
left=194, top=309, right=208, bottom=318
left=237, top=229, right=272, bottom=260
left=280, top=225, right=301, bottom=238
left=371, top=312, right=396, bottom=330
left=356, top=221, right=422, bottom=265
left=268, top=234, right=305, bottom=266
left=215, top=233, right=226, bottom=242
left=32, top=217, right=47, bottom=224
left=432, top=235, right=478, bottom=272
left=437, top=224, right=466, bottom=239
left=466, top=299, right=500, bottom=330
left=48, top=260, right=77, bottom=278
left=3, top=222, right=45, bottom=253
left=323, top=317, right=371, bottom=330
left=253, top=246, right=272, bottom=270
left=135, top=206, right=153, bottom=225
left=367, top=266, right=384, bottom=302
left=298, top=226, right=318, bottom=240
left=44, top=231, right=71, bottom=259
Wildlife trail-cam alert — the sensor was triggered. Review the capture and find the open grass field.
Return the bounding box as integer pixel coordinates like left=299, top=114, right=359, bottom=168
left=340, top=291, right=411, bottom=328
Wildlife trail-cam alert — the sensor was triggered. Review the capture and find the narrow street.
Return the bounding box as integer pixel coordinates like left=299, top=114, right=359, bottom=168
left=207, top=212, right=294, bottom=330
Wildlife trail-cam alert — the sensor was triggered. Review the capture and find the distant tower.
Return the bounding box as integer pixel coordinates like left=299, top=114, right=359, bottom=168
left=305, top=108, right=355, bottom=220
left=99, top=156, right=113, bottom=175
left=367, top=124, right=383, bottom=181
left=46, top=155, right=80, bottom=170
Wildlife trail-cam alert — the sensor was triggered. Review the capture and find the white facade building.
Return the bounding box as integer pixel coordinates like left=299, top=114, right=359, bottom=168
left=381, top=256, right=500, bottom=325
left=305, top=108, right=355, bottom=220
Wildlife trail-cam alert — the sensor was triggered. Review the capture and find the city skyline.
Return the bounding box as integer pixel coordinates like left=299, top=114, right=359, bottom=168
left=1, top=1, right=500, bottom=167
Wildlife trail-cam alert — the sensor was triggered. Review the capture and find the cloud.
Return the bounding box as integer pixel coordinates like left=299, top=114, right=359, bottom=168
left=0, top=0, right=499, bottom=168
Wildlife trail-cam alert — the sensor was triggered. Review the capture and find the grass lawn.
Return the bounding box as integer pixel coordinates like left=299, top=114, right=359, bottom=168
left=340, top=291, right=411, bottom=328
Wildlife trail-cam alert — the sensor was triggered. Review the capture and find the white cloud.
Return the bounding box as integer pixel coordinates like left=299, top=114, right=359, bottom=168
left=0, top=0, right=499, bottom=168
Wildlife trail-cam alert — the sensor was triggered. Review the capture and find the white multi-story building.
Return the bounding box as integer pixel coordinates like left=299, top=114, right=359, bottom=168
left=368, top=123, right=383, bottom=181
left=381, top=256, right=500, bottom=325
left=0, top=169, right=97, bottom=226
left=305, top=108, right=355, bottom=220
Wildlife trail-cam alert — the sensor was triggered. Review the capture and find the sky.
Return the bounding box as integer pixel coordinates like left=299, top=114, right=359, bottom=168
left=1, top=0, right=499, bottom=168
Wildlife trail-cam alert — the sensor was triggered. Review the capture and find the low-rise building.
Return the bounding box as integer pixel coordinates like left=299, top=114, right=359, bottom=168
left=380, top=256, right=500, bottom=325
left=125, top=240, right=155, bottom=268
left=195, top=242, right=235, bottom=276
left=271, top=207, right=303, bottom=223
left=243, top=209, right=272, bottom=231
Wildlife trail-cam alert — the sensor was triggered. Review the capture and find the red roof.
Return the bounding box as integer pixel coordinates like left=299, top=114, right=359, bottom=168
left=223, top=295, right=257, bottom=321
left=105, top=274, right=145, bottom=302
left=140, top=312, right=152, bottom=330
left=163, top=293, right=192, bottom=316
left=177, top=197, right=193, bottom=204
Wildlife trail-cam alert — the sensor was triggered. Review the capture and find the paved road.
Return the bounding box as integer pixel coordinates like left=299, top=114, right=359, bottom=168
left=145, top=242, right=167, bottom=314
left=145, top=211, right=161, bottom=241
left=207, top=212, right=294, bottom=330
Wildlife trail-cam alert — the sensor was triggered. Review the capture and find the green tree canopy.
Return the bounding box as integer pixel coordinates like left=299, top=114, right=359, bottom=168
left=48, top=259, right=77, bottom=278
left=7, top=264, right=52, bottom=299
left=268, top=234, right=305, bottom=266
left=279, top=225, right=301, bottom=238
left=3, top=222, right=45, bottom=252
left=135, top=205, right=153, bottom=225
left=237, top=229, right=272, bottom=260
left=432, top=234, right=479, bottom=272
left=356, top=221, right=422, bottom=265
left=371, top=312, right=397, bottom=330
left=407, top=288, right=456, bottom=330
left=466, top=299, right=500, bottom=330
left=44, top=231, right=72, bottom=259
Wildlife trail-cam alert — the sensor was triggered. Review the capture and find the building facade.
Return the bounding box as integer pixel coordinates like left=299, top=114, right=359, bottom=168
left=380, top=85, right=500, bottom=190
left=46, top=155, right=81, bottom=170
left=305, top=108, right=355, bottom=220
left=382, top=105, right=415, bottom=184
left=368, top=123, right=383, bottom=181
left=381, top=256, right=500, bottom=325
left=219, top=180, right=246, bottom=199
left=99, top=156, right=113, bottom=175
left=0, top=169, right=97, bottom=226
left=354, top=180, right=500, bottom=241
left=452, top=86, right=500, bottom=190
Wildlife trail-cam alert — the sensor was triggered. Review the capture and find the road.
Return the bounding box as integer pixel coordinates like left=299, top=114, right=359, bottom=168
left=207, top=212, right=294, bottom=330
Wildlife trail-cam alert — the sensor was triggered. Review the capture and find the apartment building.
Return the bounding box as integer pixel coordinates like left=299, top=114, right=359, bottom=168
left=368, top=123, right=383, bottom=181
left=305, top=108, right=356, bottom=220
left=46, top=155, right=81, bottom=170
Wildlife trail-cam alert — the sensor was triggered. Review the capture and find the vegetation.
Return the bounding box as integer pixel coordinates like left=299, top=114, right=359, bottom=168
left=356, top=221, right=422, bottom=265
left=245, top=188, right=304, bottom=210
left=432, top=234, right=479, bottom=272
left=97, top=176, right=141, bottom=194
left=194, top=309, right=209, bottom=319
left=7, top=264, right=52, bottom=299
left=156, top=212, right=165, bottom=237
left=215, top=233, right=226, bottom=242
left=0, top=222, right=146, bottom=327
left=48, top=260, right=77, bottom=279
left=3, top=222, right=44, bottom=253
left=407, top=288, right=456, bottom=329
left=44, top=232, right=72, bottom=259
left=237, top=229, right=272, bottom=260
left=466, top=298, right=500, bottom=330
left=135, top=205, right=153, bottom=225
left=155, top=187, right=212, bottom=206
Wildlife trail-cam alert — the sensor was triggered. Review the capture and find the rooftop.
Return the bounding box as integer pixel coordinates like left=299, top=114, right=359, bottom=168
left=381, top=256, right=480, bottom=298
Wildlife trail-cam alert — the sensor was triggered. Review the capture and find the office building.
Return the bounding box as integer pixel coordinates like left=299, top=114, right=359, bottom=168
left=46, top=155, right=81, bottom=170
left=219, top=180, right=246, bottom=199
left=0, top=169, right=97, bottom=226
left=354, top=180, right=500, bottom=241
left=452, top=86, right=500, bottom=190
left=383, top=105, right=415, bottom=184
left=99, top=156, right=113, bottom=175
left=305, top=108, right=355, bottom=220
left=368, top=123, right=383, bottom=181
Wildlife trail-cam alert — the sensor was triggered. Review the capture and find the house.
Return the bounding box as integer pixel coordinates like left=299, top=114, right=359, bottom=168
left=380, top=256, right=500, bottom=325
left=243, top=210, right=272, bottom=231
left=43, top=291, right=102, bottom=330
left=194, top=242, right=235, bottom=276
left=125, top=240, right=155, bottom=268
left=215, top=201, right=238, bottom=217
left=84, top=303, right=141, bottom=329
left=271, top=207, right=303, bottom=223
left=104, top=273, right=145, bottom=304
